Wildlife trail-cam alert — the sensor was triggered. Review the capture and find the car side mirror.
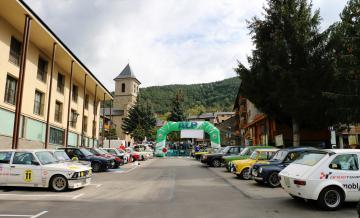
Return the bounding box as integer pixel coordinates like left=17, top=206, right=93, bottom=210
left=32, top=160, right=40, bottom=166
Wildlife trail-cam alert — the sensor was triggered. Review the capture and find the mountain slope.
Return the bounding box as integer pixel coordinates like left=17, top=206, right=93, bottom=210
left=140, top=77, right=241, bottom=115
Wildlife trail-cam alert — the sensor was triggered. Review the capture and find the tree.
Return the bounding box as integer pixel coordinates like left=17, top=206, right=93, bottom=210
left=168, top=89, right=186, bottom=122
left=236, top=0, right=334, bottom=146
left=325, top=0, right=360, bottom=126
left=122, top=98, right=156, bottom=143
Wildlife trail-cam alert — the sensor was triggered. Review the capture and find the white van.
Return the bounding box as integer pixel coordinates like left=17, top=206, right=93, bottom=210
left=279, top=149, right=360, bottom=210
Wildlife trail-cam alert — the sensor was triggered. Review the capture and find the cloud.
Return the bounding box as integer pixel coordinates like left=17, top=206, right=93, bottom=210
left=24, top=0, right=347, bottom=90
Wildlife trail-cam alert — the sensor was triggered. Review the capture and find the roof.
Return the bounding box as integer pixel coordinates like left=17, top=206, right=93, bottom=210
left=325, top=149, right=360, bottom=154
left=188, top=112, right=235, bottom=120
left=279, top=147, right=318, bottom=152
left=114, top=64, right=141, bottom=84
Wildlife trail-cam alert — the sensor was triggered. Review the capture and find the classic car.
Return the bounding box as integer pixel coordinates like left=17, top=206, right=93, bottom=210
left=0, top=149, right=91, bottom=191
left=59, top=148, right=114, bottom=172
left=250, top=147, right=317, bottom=187
left=279, top=149, right=360, bottom=210
left=200, top=146, right=244, bottom=167
left=233, top=148, right=278, bottom=179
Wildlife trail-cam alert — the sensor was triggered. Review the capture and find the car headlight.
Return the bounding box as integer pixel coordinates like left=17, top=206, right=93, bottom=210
left=72, top=172, right=79, bottom=178
left=202, top=155, right=207, bottom=159
left=259, top=167, right=263, bottom=174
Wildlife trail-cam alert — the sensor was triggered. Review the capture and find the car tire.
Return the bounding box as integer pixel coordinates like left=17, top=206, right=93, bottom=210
left=317, top=186, right=344, bottom=211
left=267, top=172, right=280, bottom=188
left=240, top=167, right=251, bottom=180
left=212, top=159, right=221, bottom=167
left=50, top=175, right=68, bottom=192
left=92, top=162, right=102, bottom=172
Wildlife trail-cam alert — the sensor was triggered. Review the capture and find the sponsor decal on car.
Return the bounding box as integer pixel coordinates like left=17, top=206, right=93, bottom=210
left=343, top=183, right=360, bottom=190
left=320, top=172, right=332, bottom=180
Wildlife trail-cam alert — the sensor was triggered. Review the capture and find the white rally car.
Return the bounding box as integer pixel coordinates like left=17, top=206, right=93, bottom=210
left=279, top=149, right=360, bottom=210
left=0, top=149, right=92, bottom=192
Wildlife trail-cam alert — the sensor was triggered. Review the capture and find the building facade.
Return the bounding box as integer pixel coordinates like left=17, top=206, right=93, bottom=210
left=0, top=0, right=112, bottom=149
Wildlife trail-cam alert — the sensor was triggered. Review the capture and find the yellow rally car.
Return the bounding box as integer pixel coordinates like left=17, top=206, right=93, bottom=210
left=233, top=148, right=278, bottom=180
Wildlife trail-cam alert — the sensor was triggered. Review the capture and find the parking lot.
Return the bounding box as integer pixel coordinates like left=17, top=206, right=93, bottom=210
left=0, top=158, right=357, bottom=218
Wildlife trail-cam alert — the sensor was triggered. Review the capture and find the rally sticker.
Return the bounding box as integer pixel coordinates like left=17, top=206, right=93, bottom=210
left=24, top=170, right=32, bottom=182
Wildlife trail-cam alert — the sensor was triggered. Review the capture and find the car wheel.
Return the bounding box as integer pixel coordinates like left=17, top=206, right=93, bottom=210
left=92, top=162, right=102, bottom=172
left=267, top=172, right=280, bottom=188
left=50, top=175, right=68, bottom=192
left=240, top=168, right=251, bottom=180
left=212, top=159, right=221, bottom=167
left=317, top=186, right=343, bottom=210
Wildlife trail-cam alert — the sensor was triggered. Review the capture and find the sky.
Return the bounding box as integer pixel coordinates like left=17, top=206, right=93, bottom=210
left=24, top=0, right=348, bottom=90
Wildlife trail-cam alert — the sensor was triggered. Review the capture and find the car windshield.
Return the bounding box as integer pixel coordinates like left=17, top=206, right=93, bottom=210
left=80, top=148, right=93, bottom=156
left=293, top=151, right=327, bottom=166
left=35, top=151, right=58, bottom=165
left=96, top=149, right=108, bottom=155
left=53, top=151, right=71, bottom=161
left=221, top=147, right=230, bottom=154
left=239, top=147, right=250, bottom=156
left=271, top=150, right=288, bottom=161
left=250, top=151, right=259, bottom=160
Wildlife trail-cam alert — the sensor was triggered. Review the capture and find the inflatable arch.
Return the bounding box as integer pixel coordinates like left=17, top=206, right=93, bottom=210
left=155, top=121, right=221, bottom=157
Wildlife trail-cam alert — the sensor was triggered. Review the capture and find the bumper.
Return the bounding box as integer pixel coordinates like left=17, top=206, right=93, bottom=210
left=200, top=159, right=208, bottom=164
left=68, top=177, right=91, bottom=189
left=280, top=176, right=312, bottom=200
left=253, top=176, right=264, bottom=181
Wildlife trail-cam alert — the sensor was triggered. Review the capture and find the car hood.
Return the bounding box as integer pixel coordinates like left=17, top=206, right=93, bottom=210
left=87, top=155, right=109, bottom=161
left=206, top=153, right=224, bottom=157
left=233, top=159, right=255, bottom=166
left=253, top=160, right=282, bottom=168
left=44, top=162, right=91, bottom=172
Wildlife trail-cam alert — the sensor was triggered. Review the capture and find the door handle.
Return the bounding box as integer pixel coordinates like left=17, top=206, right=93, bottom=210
left=10, top=166, right=15, bottom=168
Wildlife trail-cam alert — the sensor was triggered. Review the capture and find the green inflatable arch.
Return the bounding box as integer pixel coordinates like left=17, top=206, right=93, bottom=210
left=155, top=121, right=221, bottom=157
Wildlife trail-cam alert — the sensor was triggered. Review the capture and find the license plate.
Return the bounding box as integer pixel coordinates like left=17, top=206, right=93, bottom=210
left=284, top=177, right=290, bottom=187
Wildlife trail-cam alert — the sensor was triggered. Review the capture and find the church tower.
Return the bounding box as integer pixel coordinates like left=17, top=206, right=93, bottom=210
left=113, top=64, right=141, bottom=143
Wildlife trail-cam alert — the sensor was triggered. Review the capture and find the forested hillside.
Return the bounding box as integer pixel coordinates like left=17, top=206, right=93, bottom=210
left=139, top=77, right=240, bottom=115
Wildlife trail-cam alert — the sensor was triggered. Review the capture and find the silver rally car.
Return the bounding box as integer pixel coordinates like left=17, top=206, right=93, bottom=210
left=0, top=149, right=92, bottom=191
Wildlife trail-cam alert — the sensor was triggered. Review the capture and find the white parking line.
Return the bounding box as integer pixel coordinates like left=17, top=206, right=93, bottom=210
left=31, top=211, right=48, bottom=218
left=88, top=184, right=102, bottom=188
left=72, top=193, right=84, bottom=200
left=0, top=210, right=48, bottom=218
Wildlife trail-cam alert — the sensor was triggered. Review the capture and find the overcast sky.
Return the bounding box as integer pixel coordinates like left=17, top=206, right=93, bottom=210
left=24, top=0, right=348, bottom=90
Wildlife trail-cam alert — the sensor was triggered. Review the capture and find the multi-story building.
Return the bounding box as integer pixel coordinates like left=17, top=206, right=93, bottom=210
left=187, top=112, right=235, bottom=125
left=0, top=0, right=112, bottom=149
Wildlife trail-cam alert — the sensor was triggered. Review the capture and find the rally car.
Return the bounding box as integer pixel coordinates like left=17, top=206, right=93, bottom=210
left=279, top=149, right=360, bottom=210
left=0, top=150, right=91, bottom=191
left=102, top=148, right=129, bottom=164
left=233, top=148, right=278, bottom=179
left=250, top=147, right=317, bottom=187
left=223, top=146, right=273, bottom=172
left=201, top=146, right=244, bottom=167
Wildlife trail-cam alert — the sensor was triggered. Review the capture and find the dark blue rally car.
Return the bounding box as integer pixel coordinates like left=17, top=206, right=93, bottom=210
left=250, top=147, right=317, bottom=188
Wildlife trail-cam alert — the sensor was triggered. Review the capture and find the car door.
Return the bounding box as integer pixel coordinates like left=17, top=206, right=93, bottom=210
left=0, top=151, right=12, bottom=185
left=8, top=152, right=42, bottom=186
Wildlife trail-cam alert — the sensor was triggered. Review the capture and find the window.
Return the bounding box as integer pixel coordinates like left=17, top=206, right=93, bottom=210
left=83, top=116, right=88, bottom=133
left=134, top=84, right=136, bottom=93
left=293, top=151, right=327, bottom=166
left=4, top=75, right=17, bottom=105
left=37, top=57, right=48, bottom=82
left=49, top=127, right=64, bottom=145
left=57, top=73, right=65, bottom=93
left=93, top=121, right=97, bottom=136
left=9, top=37, right=21, bottom=66
left=54, top=101, right=63, bottom=123
left=12, top=152, right=36, bottom=165
left=0, top=152, right=12, bottom=164
left=329, top=154, right=359, bottom=171
left=70, top=109, right=77, bottom=128
left=33, top=90, right=44, bottom=116
left=85, top=94, right=89, bottom=109
left=121, top=83, right=125, bottom=92
left=72, top=85, right=78, bottom=102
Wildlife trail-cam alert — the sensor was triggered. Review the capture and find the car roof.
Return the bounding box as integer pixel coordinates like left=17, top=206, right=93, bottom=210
left=254, top=148, right=278, bottom=152
left=324, top=149, right=360, bottom=154
left=0, top=149, right=51, bottom=152
left=278, top=147, right=318, bottom=152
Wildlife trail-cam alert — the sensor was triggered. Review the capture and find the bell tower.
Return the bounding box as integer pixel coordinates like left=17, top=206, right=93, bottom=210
left=113, top=64, right=141, bottom=143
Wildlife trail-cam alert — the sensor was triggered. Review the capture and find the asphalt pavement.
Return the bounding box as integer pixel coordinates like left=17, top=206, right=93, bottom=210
left=0, top=158, right=357, bottom=218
